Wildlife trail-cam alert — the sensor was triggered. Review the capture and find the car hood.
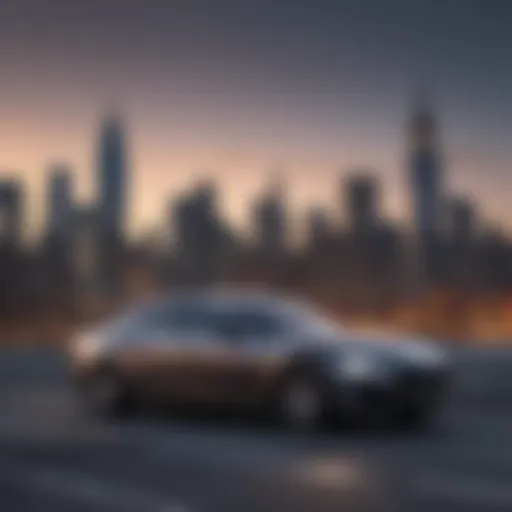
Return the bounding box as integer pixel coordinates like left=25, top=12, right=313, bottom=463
left=298, top=327, right=449, bottom=367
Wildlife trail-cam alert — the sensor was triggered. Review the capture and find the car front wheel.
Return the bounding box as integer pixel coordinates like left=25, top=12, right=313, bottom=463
left=395, top=404, right=437, bottom=431
left=279, top=375, right=325, bottom=433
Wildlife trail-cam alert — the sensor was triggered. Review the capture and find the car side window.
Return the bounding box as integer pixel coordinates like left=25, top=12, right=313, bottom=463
left=166, top=304, right=213, bottom=333
left=129, top=300, right=214, bottom=340
left=214, top=309, right=286, bottom=341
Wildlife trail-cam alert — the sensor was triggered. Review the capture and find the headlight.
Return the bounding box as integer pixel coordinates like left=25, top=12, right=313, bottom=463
left=70, top=332, right=104, bottom=363
left=403, top=342, right=448, bottom=366
left=336, top=353, right=387, bottom=382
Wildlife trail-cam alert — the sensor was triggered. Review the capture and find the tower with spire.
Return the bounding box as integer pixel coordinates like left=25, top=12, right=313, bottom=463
left=409, top=99, right=442, bottom=237
left=98, top=115, right=127, bottom=239
left=96, top=114, right=128, bottom=293
left=407, top=97, right=444, bottom=290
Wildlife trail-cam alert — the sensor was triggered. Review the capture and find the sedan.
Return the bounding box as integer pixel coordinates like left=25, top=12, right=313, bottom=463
left=69, top=290, right=453, bottom=431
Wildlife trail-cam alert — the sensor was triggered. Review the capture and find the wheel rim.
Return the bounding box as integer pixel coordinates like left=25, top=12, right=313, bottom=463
left=283, top=380, right=320, bottom=430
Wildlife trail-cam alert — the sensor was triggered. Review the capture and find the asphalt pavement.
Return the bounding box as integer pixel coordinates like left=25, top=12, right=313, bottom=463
left=0, top=347, right=512, bottom=511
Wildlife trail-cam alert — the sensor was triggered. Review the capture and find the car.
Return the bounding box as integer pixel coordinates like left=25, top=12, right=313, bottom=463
left=68, top=290, right=453, bottom=431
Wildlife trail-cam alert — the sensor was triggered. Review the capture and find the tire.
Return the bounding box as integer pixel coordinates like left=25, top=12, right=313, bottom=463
left=279, top=374, right=325, bottom=433
left=80, top=369, right=134, bottom=418
left=395, top=405, right=434, bottom=431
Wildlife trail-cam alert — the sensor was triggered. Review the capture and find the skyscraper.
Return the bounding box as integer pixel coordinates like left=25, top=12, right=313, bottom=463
left=43, top=166, right=74, bottom=299
left=0, top=179, right=23, bottom=314
left=96, top=116, right=128, bottom=292
left=252, top=177, right=286, bottom=259
left=98, top=116, right=127, bottom=238
left=445, top=196, right=478, bottom=290
left=407, top=99, right=444, bottom=290
left=72, top=205, right=102, bottom=305
left=307, top=207, right=331, bottom=250
left=447, top=197, right=476, bottom=244
left=344, top=173, right=380, bottom=235
left=172, top=182, right=221, bottom=285
left=409, top=101, right=442, bottom=236
left=0, top=179, right=22, bottom=245
left=46, top=165, right=73, bottom=241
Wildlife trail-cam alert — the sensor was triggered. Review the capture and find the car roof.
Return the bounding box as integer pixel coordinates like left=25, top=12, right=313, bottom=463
left=154, top=287, right=309, bottom=313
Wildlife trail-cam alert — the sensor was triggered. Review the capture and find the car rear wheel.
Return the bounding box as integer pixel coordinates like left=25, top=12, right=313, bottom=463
left=279, top=375, right=324, bottom=433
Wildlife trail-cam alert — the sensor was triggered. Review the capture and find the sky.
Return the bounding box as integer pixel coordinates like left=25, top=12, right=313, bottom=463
left=0, top=0, right=511, bottom=240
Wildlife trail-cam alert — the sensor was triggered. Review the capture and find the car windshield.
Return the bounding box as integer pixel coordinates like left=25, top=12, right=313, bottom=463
left=104, top=300, right=171, bottom=331
left=101, top=295, right=345, bottom=343
left=213, top=307, right=288, bottom=338
left=220, top=298, right=345, bottom=339
left=285, top=304, right=346, bottom=338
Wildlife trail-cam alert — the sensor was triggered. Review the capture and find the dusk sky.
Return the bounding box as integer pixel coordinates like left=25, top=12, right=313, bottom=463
left=1, top=0, right=511, bottom=239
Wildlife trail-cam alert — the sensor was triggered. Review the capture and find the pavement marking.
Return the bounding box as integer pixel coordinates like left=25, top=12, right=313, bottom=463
left=2, top=465, right=195, bottom=512
left=413, top=472, right=512, bottom=508
left=292, top=457, right=365, bottom=490
left=138, top=425, right=375, bottom=493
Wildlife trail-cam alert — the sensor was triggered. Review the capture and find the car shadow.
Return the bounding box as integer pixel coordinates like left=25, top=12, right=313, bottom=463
left=123, top=403, right=449, bottom=445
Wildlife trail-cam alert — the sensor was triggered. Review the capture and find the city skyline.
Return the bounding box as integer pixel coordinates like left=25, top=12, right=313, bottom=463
left=0, top=1, right=511, bottom=239
left=0, top=101, right=508, bottom=246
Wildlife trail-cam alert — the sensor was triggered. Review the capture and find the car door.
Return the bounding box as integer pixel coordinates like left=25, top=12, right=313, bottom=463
left=209, top=308, right=291, bottom=407
left=146, top=301, right=226, bottom=405
left=112, top=299, right=222, bottom=405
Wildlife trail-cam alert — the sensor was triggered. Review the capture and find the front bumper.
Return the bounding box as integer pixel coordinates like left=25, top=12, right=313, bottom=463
left=68, top=354, right=103, bottom=387
left=324, top=366, right=452, bottom=418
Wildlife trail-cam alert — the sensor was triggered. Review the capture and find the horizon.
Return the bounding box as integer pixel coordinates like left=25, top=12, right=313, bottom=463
left=2, top=103, right=510, bottom=246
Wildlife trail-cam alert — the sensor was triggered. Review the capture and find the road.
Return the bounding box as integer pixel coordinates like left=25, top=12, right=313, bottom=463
left=0, top=347, right=512, bottom=511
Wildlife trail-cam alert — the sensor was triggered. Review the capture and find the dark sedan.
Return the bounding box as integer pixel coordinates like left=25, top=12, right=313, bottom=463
left=69, top=290, right=452, bottom=431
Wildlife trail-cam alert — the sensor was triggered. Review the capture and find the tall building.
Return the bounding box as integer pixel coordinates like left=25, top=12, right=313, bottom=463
left=172, top=183, right=221, bottom=285
left=444, top=196, right=478, bottom=290
left=253, top=178, right=286, bottom=259
left=307, top=207, right=331, bottom=250
left=344, top=173, right=379, bottom=235
left=43, top=166, right=75, bottom=299
left=98, top=116, right=127, bottom=238
left=97, top=116, right=128, bottom=292
left=72, top=205, right=101, bottom=295
left=0, top=179, right=23, bottom=314
left=46, top=165, right=73, bottom=241
left=409, top=101, right=442, bottom=236
left=407, top=100, right=445, bottom=291
left=447, top=197, right=476, bottom=244
left=0, top=179, right=22, bottom=245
